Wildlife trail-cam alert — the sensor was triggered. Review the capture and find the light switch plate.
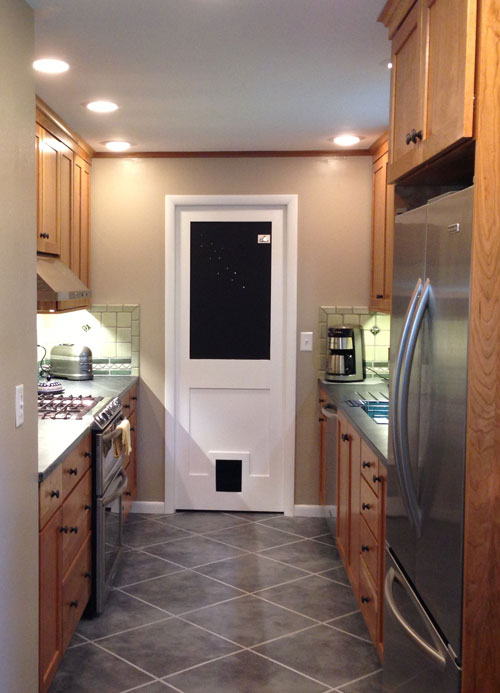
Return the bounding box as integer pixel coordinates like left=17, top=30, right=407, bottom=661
left=15, top=384, right=24, bottom=428
left=300, top=331, right=313, bottom=352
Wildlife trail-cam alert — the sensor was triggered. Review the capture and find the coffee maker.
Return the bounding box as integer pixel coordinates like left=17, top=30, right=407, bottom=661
left=325, top=325, right=365, bottom=382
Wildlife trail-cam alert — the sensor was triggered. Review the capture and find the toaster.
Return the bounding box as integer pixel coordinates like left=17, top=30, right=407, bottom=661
left=50, top=344, right=93, bottom=380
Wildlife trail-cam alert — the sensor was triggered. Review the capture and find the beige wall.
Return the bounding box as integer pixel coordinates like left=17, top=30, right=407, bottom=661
left=0, top=0, right=38, bottom=690
left=91, top=155, right=372, bottom=505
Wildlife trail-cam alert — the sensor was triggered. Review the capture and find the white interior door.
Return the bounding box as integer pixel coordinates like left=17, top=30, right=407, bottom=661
left=175, top=206, right=286, bottom=511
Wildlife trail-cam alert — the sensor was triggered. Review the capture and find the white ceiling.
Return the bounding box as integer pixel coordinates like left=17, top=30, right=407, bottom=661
left=31, top=0, right=390, bottom=153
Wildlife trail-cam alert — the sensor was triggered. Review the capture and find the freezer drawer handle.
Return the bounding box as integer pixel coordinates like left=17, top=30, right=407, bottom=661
left=385, top=567, right=447, bottom=670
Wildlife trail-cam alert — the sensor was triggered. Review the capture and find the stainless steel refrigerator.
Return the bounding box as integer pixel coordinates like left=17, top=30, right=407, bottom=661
left=383, top=186, right=474, bottom=692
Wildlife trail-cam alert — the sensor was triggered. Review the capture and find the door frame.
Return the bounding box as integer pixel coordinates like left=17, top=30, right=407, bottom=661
left=164, top=194, right=298, bottom=516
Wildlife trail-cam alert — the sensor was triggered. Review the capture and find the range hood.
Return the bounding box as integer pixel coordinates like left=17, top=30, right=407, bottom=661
left=37, top=255, right=91, bottom=303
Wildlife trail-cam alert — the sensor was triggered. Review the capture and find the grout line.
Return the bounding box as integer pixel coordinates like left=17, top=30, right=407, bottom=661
left=92, top=640, right=164, bottom=685
left=250, top=648, right=333, bottom=690
left=115, top=588, right=177, bottom=616
left=246, top=622, right=319, bottom=649
left=335, top=667, right=383, bottom=689
left=87, top=615, right=174, bottom=644
left=115, top=567, right=187, bottom=589
left=163, top=647, right=245, bottom=680
left=324, top=621, right=374, bottom=645
left=251, top=592, right=323, bottom=623
left=326, top=609, right=361, bottom=623
left=252, top=573, right=320, bottom=595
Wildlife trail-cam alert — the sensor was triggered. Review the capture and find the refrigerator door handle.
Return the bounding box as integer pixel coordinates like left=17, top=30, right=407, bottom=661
left=398, top=278, right=431, bottom=534
left=385, top=566, right=447, bottom=670
left=392, top=278, right=423, bottom=528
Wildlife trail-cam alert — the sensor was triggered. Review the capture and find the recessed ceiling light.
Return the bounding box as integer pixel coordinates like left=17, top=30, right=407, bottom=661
left=33, top=58, right=69, bottom=74
left=87, top=101, right=119, bottom=113
left=333, top=134, right=361, bottom=147
left=104, top=141, right=131, bottom=152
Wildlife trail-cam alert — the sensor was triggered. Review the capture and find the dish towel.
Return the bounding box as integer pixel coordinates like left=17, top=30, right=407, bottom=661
left=113, top=418, right=132, bottom=457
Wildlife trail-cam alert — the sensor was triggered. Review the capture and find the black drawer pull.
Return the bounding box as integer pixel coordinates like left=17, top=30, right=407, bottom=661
left=130, top=427, right=135, bottom=432
left=84, top=504, right=91, bottom=511
left=84, top=572, right=91, bottom=579
left=69, top=600, right=79, bottom=608
left=83, top=451, right=91, bottom=458
left=361, top=595, right=371, bottom=604
left=405, top=132, right=412, bottom=145
left=362, top=503, right=371, bottom=511
left=361, top=544, right=370, bottom=552
left=373, top=475, right=382, bottom=483
left=125, top=491, right=132, bottom=496
left=341, top=433, right=349, bottom=442
left=131, top=396, right=137, bottom=401
left=319, top=398, right=326, bottom=404
left=69, top=467, right=78, bottom=475
left=70, top=526, right=78, bottom=534
left=362, top=461, right=371, bottom=469
left=60, top=526, right=68, bottom=534
left=376, top=294, right=384, bottom=299
left=50, top=489, right=60, bottom=499
left=124, top=404, right=130, bottom=409
left=318, top=416, right=325, bottom=423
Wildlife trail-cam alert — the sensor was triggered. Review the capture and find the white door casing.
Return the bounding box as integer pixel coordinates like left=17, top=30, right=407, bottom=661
left=165, top=195, right=297, bottom=515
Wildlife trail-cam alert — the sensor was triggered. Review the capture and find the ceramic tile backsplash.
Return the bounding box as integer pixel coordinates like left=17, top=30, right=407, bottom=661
left=318, top=305, right=390, bottom=380
left=37, top=304, right=140, bottom=377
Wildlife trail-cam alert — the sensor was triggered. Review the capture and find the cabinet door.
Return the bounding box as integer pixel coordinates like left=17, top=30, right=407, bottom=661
left=348, top=426, right=361, bottom=592
left=39, top=508, right=63, bottom=693
left=37, top=127, right=61, bottom=255
left=73, top=154, right=91, bottom=286
left=58, top=143, right=74, bottom=269
left=337, top=413, right=351, bottom=561
left=389, top=1, right=426, bottom=181
left=421, top=0, right=476, bottom=163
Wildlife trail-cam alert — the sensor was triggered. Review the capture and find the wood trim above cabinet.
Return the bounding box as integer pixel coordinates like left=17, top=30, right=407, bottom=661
left=36, top=97, right=93, bottom=163
left=378, top=0, right=416, bottom=38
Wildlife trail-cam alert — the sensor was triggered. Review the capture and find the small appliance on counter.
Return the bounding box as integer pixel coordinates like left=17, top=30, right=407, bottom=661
left=325, top=325, right=365, bottom=382
left=50, top=343, right=94, bottom=380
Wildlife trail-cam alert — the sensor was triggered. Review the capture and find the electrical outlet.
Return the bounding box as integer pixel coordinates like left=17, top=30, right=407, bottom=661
left=15, top=384, right=24, bottom=428
left=300, top=332, right=313, bottom=352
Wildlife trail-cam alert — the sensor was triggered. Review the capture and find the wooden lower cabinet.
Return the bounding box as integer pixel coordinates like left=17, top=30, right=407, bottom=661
left=337, top=413, right=387, bottom=659
left=122, top=395, right=138, bottom=523
left=39, top=433, right=93, bottom=693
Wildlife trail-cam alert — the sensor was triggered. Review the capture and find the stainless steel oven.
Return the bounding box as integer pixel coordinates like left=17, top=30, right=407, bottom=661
left=92, top=398, right=128, bottom=614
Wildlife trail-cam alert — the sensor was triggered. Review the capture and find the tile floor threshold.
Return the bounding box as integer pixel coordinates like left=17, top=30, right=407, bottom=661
left=50, top=512, right=382, bottom=693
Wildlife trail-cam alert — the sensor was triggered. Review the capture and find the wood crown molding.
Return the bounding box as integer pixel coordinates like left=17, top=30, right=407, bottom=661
left=92, top=149, right=372, bottom=159
left=36, top=96, right=94, bottom=163
left=378, top=0, right=416, bottom=38
left=369, top=131, right=389, bottom=159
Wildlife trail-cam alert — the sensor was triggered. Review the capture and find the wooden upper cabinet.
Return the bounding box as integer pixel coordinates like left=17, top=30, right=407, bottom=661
left=37, top=125, right=61, bottom=255
left=73, top=154, right=91, bottom=286
left=385, top=0, right=477, bottom=182
left=370, top=137, right=394, bottom=313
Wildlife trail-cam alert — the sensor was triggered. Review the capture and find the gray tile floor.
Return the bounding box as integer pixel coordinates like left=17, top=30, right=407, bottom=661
left=50, top=512, right=382, bottom=693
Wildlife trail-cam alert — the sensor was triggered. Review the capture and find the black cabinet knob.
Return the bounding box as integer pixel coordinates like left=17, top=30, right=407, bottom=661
left=70, top=526, right=78, bottom=534
left=411, top=128, right=423, bottom=143
left=318, top=417, right=325, bottom=423
left=362, top=503, right=371, bottom=511
left=376, top=294, right=384, bottom=299
left=130, top=427, right=135, bottom=432
left=373, top=475, right=382, bottom=483
left=341, top=433, right=350, bottom=442
left=319, top=398, right=326, bottom=404
left=50, top=489, right=60, bottom=499
left=69, top=467, right=78, bottom=475
left=70, top=600, right=79, bottom=608
left=131, top=396, right=137, bottom=401
left=125, top=491, right=132, bottom=496
left=405, top=132, right=412, bottom=145
left=361, top=545, right=370, bottom=552
left=84, top=572, right=91, bottom=579
left=362, top=461, right=371, bottom=469
left=361, top=596, right=371, bottom=604
left=60, top=526, right=68, bottom=534
left=124, top=404, right=130, bottom=409
left=83, top=451, right=91, bottom=458
left=84, top=504, right=91, bottom=511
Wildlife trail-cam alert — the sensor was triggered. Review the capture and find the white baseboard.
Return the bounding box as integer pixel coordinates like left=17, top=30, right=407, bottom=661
left=294, top=504, right=337, bottom=518
left=131, top=501, right=166, bottom=514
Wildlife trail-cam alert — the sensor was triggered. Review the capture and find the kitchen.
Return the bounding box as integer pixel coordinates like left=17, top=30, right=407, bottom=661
left=2, top=0, right=500, bottom=692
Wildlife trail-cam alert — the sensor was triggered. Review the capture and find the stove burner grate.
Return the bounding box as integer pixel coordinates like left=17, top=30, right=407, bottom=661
left=37, top=393, right=103, bottom=420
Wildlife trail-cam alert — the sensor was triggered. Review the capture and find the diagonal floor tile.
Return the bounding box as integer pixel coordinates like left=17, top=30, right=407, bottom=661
left=122, top=520, right=192, bottom=548
left=327, top=611, right=372, bottom=642
left=259, top=516, right=331, bottom=538
left=223, top=511, right=283, bottom=522
left=127, top=683, right=173, bottom=692
left=253, top=624, right=380, bottom=689
left=207, top=522, right=298, bottom=551
left=312, top=533, right=336, bottom=546
left=182, top=594, right=315, bottom=646
left=48, top=642, right=153, bottom=692
left=337, top=669, right=383, bottom=692
left=154, top=511, right=250, bottom=533
left=318, top=564, right=351, bottom=587
left=98, top=617, right=240, bottom=678
left=144, top=534, right=246, bottom=568
left=195, top=552, right=309, bottom=592
left=113, top=549, right=183, bottom=587
left=77, top=590, right=170, bottom=640
left=259, top=538, right=342, bottom=572
left=121, top=569, right=243, bottom=614
left=257, top=575, right=357, bottom=621
left=166, top=649, right=328, bottom=692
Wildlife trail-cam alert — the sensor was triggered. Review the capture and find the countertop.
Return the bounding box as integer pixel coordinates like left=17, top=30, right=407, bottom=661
left=319, top=377, right=390, bottom=463
left=38, top=375, right=138, bottom=483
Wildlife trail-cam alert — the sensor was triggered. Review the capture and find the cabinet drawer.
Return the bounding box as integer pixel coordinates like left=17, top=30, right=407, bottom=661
left=62, top=435, right=92, bottom=497
left=360, top=477, right=380, bottom=539
left=359, top=559, right=378, bottom=646
left=62, top=533, right=92, bottom=651
left=360, top=441, right=382, bottom=496
left=39, top=465, right=63, bottom=530
left=62, top=470, right=92, bottom=575
left=360, top=516, right=379, bottom=585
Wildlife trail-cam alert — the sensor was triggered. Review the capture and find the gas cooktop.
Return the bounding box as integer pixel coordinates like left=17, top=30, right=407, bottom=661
left=37, top=393, right=103, bottom=420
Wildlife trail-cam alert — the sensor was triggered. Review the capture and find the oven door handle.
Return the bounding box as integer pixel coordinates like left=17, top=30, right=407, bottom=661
left=102, top=469, right=128, bottom=505
left=103, top=426, right=125, bottom=444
